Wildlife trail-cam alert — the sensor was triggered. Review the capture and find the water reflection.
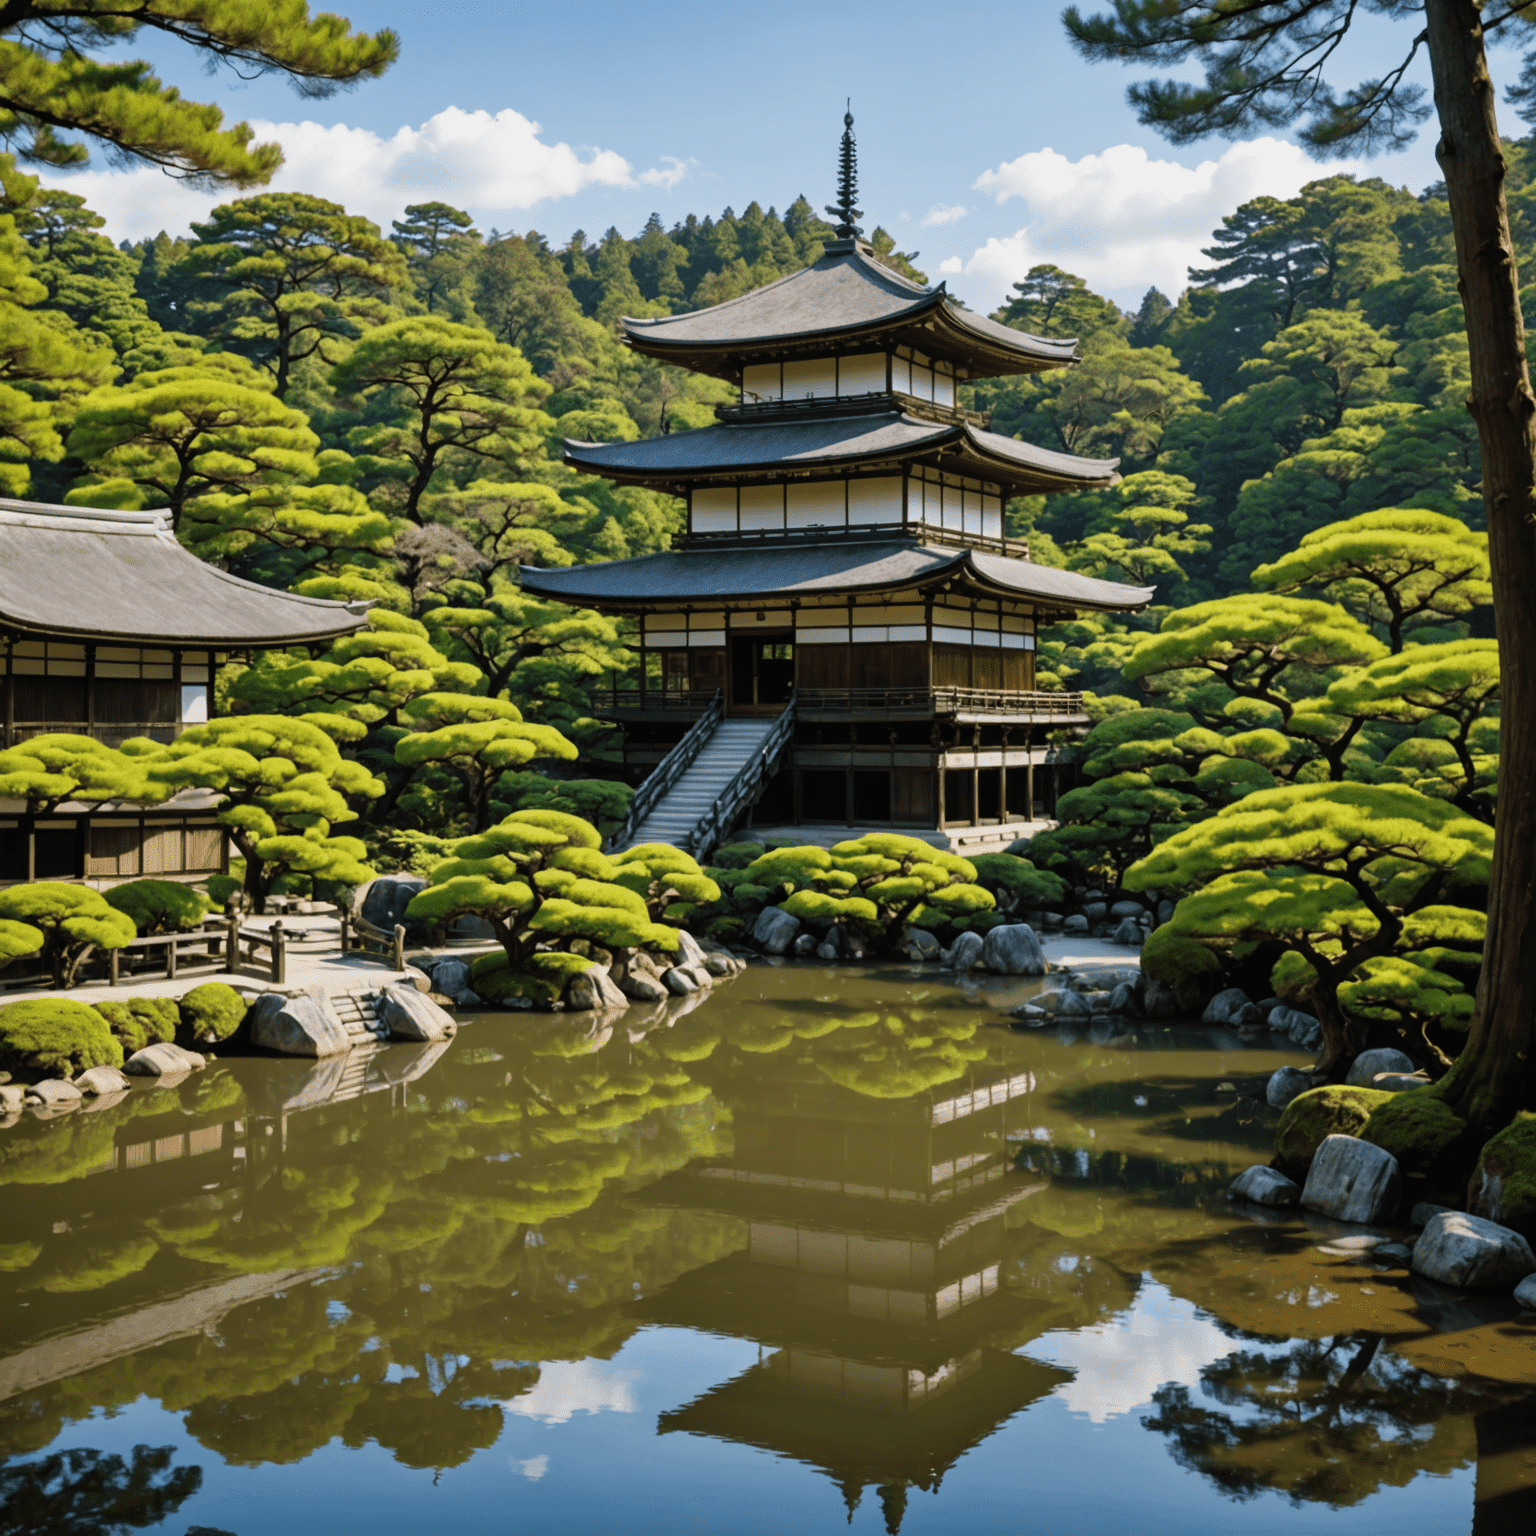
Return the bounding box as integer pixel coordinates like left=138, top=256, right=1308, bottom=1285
left=0, top=964, right=1531, bottom=1531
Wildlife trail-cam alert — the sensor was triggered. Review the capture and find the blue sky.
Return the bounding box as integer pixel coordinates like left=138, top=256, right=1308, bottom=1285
left=43, top=0, right=1528, bottom=311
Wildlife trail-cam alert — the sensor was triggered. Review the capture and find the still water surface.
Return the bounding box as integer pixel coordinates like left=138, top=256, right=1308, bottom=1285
left=2, top=963, right=1534, bottom=1534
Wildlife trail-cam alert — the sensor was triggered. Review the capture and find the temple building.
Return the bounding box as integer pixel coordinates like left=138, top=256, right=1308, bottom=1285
left=0, top=497, right=369, bottom=885
left=522, top=114, right=1151, bottom=853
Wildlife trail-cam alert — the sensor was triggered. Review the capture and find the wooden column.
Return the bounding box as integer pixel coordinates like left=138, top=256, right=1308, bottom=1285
left=936, top=763, right=946, bottom=828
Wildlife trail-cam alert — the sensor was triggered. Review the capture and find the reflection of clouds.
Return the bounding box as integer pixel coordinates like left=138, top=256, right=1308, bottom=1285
left=505, top=1361, right=640, bottom=1424
left=1030, top=1279, right=1231, bottom=1424
left=513, top=1455, right=548, bottom=1481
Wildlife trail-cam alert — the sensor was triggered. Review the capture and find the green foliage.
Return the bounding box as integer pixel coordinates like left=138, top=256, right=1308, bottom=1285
left=469, top=950, right=595, bottom=1007
left=408, top=810, right=677, bottom=985
left=1275, top=1085, right=1392, bottom=1171
left=968, top=854, right=1068, bottom=914
left=178, top=982, right=247, bottom=1044
left=0, top=883, right=135, bottom=988
left=0, top=733, right=161, bottom=815
left=0, top=3, right=396, bottom=184
left=0, top=997, right=122, bottom=1076
left=610, top=845, right=721, bottom=918
left=93, top=996, right=178, bottom=1053
left=103, top=879, right=209, bottom=936
left=1470, top=1114, right=1536, bottom=1239
left=137, top=715, right=380, bottom=912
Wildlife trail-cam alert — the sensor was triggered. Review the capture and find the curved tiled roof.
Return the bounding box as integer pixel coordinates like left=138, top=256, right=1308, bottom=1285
left=621, top=240, right=1077, bottom=378
left=519, top=539, right=1153, bottom=614
left=0, top=498, right=371, bottom=646
left=564, top=408, right=1117, bottom=494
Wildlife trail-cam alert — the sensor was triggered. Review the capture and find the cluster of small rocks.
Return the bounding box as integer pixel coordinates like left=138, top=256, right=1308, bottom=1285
left=1265, top=1045, right=1427, bottom=1112
left=1229, top=1134, right=1536, bottom=1306
left=0, top=1041, right=211, bottom=1124
left=1009, top=965, right=1148, bottom=1027
left=1012, top=877, right=1163, bottom=949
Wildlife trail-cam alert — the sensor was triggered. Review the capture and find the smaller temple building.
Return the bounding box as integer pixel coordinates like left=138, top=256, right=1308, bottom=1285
left=523, top=115, right=1152, bottom=851
left=0, top=497, right=369, bottom=885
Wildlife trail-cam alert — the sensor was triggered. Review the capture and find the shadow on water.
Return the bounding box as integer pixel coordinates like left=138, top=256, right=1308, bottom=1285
left=0, top=961, right=1532, bottom=1532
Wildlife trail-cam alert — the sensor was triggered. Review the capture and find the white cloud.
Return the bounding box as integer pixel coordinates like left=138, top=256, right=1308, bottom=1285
left=938, top=256, right=963, bottom=275
left=922, top=203, right=968, bottom=227
left=37, top=105, right=682, bottom=241
left=505, top=1360, right=639, bottom=1425
left=513, top=1455, right=548, bottom=1481
left=1029, top=1279, right=1233, bottom=1424
left=958, top=137, right=1364, bottom=304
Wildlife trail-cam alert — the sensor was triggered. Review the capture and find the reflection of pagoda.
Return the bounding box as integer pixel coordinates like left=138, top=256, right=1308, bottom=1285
left=638, top=1050, right=1069, bottom=1529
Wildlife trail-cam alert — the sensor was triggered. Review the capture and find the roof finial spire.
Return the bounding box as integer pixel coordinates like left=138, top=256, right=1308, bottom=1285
left=826, top=100, right=863, bottom=240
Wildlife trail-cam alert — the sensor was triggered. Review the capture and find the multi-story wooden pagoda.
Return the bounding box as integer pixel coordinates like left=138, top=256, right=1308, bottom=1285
left=522, top=115, right=1151, bottom=852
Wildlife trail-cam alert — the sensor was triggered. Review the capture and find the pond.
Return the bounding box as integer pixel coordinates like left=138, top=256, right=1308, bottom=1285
left=1, top=963, right=1534, bottom=1535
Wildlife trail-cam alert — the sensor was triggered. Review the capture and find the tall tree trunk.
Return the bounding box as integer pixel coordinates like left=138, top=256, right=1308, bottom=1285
left=1425, top=0, right=1536, bottom=1127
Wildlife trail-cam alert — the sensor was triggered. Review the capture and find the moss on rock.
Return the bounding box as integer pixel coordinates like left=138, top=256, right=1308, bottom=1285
left=470, top=950, right=594, bottom=1007
left=1469, top=1112, right=1536, bottom=1239
left=92, top=997, right=179, bottom=1053
left=1362, top=1090, right=1468, bottom=1173
left=1275, top=1084, right=1393, bottom=1171
left=0, top=999, right=123, bottom=1078
left=177, top=982, right=247, bottom=1044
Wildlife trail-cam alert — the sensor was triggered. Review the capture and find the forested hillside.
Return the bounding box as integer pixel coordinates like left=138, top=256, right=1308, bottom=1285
left=0, top=145, right=1506, bottom=853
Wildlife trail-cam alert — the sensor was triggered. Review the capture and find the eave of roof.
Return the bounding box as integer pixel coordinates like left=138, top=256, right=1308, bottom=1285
left=620, top=241, right=1076, bottom=379
left=518, top=538, right=1153, bottom=614
left=0, top=499, right=372, bottom=647
left=564, top=408, right=1118, bottom=495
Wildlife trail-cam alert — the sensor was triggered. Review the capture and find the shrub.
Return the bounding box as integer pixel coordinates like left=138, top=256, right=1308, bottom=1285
left=0, top=998, right=123, bottom=1077
left=93, top=998, right=179, bottom=1053
left=178, top=982, right=247, bottom=1044
left=1469, top=1112, right=1536, bottom=1239
left=0, top=883, right=135, bottom=988
left=103, top=879, right=209, bottom=935
left=469, top=950, right=595, bottom=1007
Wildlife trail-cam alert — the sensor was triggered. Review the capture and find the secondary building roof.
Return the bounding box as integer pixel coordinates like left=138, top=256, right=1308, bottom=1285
left=519, top=537, right=1154, bottom=615
left=0, top=498, right=372, bottom=647
left=621, top=239, right=1079, bottom=381
left=564, top=406, right=1118, bottom=496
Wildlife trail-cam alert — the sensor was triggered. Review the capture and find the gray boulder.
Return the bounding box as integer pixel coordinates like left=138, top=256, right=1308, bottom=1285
left=564, top=967, right=629, bottom=1012
left=792, top=932, right=818, bottom=956
left=75, top=1065, right=132, bottom=1096
left=1082, top=902, right=1108, bottom=922
left=1202, top=988, right=1260, bottom=1027
left=25, top=1078, right=82, bottom=1107
left=401, top=965, right=433, bottom=993
left=662, top=967, right=699, bottom=995
left=431, top=959, right=472, bottom=998
left=1230, top=1165, right=1301, bottom=1208
left=1346, top=1047, right=1418, bottom=1087
left=944, top=930, right=985, bottom=971
left=456, top=989, right=484, bottom=1009
left=1266, top=1066, right=1314, bottom=1109
left=1109, top=900, right=1143, bottom=920
left=674, top=930, right=714, bottom=975
left=617, top=969, right=667, bottom=1003
left=815, top=941, right=840, bottom=960
left=1062, top=915, right=1089, bottom=934
left=1412, top=1211, right=1536, bottom=1290
left=1301, top=1134, right=1402, bottom=1225
left=901, top=928, right=942, bottom=961
left=248, top=992, right=352, bottom=1057
left=752, top=907, right=801, bottom=955
left=355, top=874, right=429, bottom=939
left=378, top=984, right=456, bottom=1041
left=0, top=1083, right=26, bottom=1113
left=1035, top=987, right=1092, bottom=1017
left=1156, top=899, right=1176, bottom=925
left=1515, top=1274, right=1536, bottom=1309
left=1107, top=983, right=1141, bottom=1016
left=1010, top=1004, right=1049, bottom=1027
left=1110, top=918, right=1142, bottom=946
left=1411, top=1203, right=1455, bottom=1228
left=980, top=924, right=1046, bottom=976
left=699, top=951, right=739, bottom=978
left=124, top=1042, right=206, bottom=1076
left=1373, top=1071, right=1432, bottom=1093
left=1269, top=1006, right=1322, bottom=1049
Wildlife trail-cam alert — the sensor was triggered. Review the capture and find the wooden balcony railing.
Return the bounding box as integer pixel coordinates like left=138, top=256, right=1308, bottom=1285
left=589, top=686, right=1084, bottom=718
left=3, top=720, right=191, bottom=749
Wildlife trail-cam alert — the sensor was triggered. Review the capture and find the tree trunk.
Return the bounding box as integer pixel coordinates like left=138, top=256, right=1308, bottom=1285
left=1423, top=0, right=1536, bottom=1126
